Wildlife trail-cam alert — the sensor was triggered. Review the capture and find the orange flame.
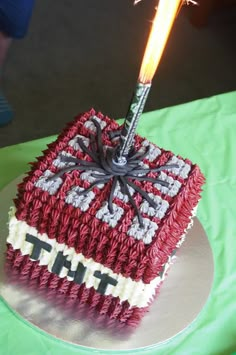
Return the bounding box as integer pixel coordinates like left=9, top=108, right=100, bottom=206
left=139, top=0, right=183, bottom=84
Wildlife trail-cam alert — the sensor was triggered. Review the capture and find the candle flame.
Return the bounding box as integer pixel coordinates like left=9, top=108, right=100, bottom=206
left=139, top=0, right=183, bottom=83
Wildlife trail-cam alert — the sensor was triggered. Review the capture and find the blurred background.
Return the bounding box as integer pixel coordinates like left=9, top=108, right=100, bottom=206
left=0, top=0, right=236, bottom=147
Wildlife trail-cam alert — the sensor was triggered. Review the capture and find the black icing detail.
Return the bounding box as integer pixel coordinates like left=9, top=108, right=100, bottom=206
left=26, top=234, right=52, bottom=260
left=159, top=265, right=166, bottom=279
left=93, top=270, right=118, bottom=295
left=109, top=129, right=122, bottom=139
left=51, top=251, right=87, bottom=285
left=48, top=119, right=179, bottom=227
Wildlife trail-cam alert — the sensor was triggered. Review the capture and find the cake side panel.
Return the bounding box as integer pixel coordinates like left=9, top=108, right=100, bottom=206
left=5, top=244, right=149, bottom=326
left=142, top=164, right=205, bottom=283
left=7, top=210, right=167, bottom=310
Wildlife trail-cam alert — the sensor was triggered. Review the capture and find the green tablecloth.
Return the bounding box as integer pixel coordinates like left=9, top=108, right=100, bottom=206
left=0, top=92, right=236, bottom=355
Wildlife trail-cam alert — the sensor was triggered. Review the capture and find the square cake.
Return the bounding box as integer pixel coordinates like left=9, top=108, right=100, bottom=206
left=6, top=109, right=205, bottom=326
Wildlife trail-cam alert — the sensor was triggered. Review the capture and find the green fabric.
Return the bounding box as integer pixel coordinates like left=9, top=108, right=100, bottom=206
left=1, top=91, right=236, bottom=355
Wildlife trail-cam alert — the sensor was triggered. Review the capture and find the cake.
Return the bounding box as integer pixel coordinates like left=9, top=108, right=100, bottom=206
left=6, top=109, right=205, bottom=326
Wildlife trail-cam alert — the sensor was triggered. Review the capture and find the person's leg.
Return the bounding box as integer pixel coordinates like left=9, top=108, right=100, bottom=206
left=0, top=31, right=11, bottom=69
left=0, top=0, right=35, bottom=126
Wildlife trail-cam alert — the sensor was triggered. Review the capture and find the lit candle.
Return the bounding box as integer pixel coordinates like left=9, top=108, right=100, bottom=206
left=139, top=0, right=182, bottom=84
left=115, top=0, right=183, bottom=165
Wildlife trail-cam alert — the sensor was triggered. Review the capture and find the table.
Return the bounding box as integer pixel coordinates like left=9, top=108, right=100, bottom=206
left=1, top=92, right=236, bottom=355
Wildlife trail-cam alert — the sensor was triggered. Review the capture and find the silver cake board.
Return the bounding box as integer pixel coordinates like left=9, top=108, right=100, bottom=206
left=0, top=176, right=214, bottom=351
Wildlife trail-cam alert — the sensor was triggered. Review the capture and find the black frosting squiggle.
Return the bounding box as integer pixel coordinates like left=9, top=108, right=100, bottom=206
left=48, top=119, right=178, bottom=227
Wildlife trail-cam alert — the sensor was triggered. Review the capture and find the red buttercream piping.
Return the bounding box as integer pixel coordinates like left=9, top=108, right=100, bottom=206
left=6, top=245, right=148, bottom=326
left=12, top=110, right=205, bottom=288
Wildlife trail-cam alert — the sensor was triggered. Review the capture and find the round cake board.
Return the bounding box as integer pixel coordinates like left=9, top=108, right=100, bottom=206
left=0, top=176, right=214, bottom=351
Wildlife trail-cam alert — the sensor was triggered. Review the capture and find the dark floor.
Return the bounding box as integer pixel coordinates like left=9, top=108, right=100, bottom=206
left=0, top=0, right=236, bottom=148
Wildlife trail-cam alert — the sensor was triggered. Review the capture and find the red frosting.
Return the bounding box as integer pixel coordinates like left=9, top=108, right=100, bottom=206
left=13, top=109, right=205, bottom=284
left=6, top=244, right=150, bottom=326
left=7, top=109, right=205, bottom=325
